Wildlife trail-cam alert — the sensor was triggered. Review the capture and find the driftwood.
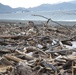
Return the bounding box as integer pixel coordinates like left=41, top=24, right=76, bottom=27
left=0, top=35, right=29, bottom=40
left=0, top=49, right=11, bottom=53
left=4, top=55, right=23, bottom=63
left=0, top=20, right=76, bottom=75
left=15, top=50, right=34, bottom=60
left=1, top=57, right=14, bottom=65
left=32, top=14, right=71, bottom=32
left=47, top=48, right=76, bottom=53
left=25, top=46, right=48, bottom=56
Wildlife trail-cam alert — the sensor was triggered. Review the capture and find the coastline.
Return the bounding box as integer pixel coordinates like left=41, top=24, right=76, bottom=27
left=0, top=19, right=76, bottom=26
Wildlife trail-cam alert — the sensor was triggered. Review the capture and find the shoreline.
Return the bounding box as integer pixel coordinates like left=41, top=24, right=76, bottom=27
left=0, top=19, right=76, bottom=26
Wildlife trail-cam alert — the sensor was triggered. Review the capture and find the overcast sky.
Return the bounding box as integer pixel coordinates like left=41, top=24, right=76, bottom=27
left=0, top=0, right=74, bottom=8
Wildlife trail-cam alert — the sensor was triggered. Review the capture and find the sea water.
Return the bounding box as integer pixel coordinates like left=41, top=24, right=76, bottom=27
left=0, top=11, right=76, bottom=21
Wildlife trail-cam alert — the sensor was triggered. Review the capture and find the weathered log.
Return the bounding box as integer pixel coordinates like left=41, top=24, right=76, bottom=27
left=16, top=55, right=34, bottom=60
left=4, top=55, right=23, bottom=63
left=25, top=46, right=47, bottom=56
left=47, top=49, right=76, bottom=53
left=15, top=50, right=34, bottom=60
left=1, top=57, right=14, bottom=65
left=0, top=49, right=11, bottom=53
left=0, top=35, right=29, bottom=40
left=15, top=49, right=25, bottom=55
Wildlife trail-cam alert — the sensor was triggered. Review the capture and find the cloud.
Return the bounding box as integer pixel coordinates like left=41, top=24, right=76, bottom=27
left=0, top=0, right=74, bottom=8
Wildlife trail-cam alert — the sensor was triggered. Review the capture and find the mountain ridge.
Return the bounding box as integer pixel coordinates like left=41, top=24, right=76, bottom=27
left=0, top=3, right=29, bottom=13
left=29, top=2, right=76, bottom=11
left=0, top=1, right=76, bottom=13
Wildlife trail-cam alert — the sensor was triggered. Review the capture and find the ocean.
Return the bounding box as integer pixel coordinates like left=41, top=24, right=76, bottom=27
left=0, top=11, right=76, bottom=21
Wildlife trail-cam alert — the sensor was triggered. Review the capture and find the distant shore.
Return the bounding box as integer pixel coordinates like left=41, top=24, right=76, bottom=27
left=0, top=19, right=76, bottom=26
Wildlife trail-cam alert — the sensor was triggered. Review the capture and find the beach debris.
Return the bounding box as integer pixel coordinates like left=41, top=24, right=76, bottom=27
left=0, top=18, right=76, bottom=75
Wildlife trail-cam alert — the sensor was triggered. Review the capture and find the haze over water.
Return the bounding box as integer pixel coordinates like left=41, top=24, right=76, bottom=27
left=0, top=11, right=76, bottom=21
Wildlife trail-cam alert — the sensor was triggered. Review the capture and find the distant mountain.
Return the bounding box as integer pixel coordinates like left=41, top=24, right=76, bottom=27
left=0, top=3, right=29, bottom=13
left=1, top=2, right=76, bottom=13
left=0, top=3, right=13, bottom=13
left=29, top=2, right=76, bottom=11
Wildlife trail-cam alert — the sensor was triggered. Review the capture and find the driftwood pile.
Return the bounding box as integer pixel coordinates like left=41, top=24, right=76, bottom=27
left=0, top=19, right=76, bottom=75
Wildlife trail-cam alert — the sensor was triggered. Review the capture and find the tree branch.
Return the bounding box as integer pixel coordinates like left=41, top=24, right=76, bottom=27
left=32, top=14, right=71, bottom=31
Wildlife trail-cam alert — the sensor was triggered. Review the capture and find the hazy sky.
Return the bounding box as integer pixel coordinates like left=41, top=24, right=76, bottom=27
left=0, top=0, right=74, bottom=8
